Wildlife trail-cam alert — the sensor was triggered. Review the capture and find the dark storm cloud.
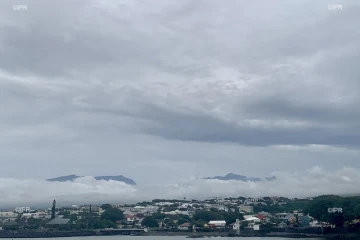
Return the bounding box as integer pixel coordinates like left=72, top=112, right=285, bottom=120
left=244, top=97, right=357, bottom=124
left=76, top=99, right=360, bottom=147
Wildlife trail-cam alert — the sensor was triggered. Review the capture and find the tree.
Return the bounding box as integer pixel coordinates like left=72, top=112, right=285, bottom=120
left=354, top=205, right=360, bottom=219
left=101, top=204, right=113, bottom=210
left=304, top=195, right=346, bottom=227
left=27, top=217, right=44, bottom=229
left=240, top=221, right=248, bottom=230
left=163, top=206, right=178, bottom=212
left=304, top=195, right=339, bottom=221
left=58, top=211, right=71, bottom=218
left=194, top=220, right=206, bottom=228
left=58, top=224, right=73, bottom=231
left=90, top=219, right=117, bottom=229
left=74, top=221, right=87, bottom=230
left=101, top=208, right=124, bottom=223
left=152, top=211, right=166, bottom=220
left=225, top=212, right=244, bottom=225
left=69, top=214, right=78, bottom=223
left=330, top=213, right=345, bottom=228
left=141, top=216, right=158, bottom=228
left=192, top=210, right=224, bottom=222
left=163, top=218, right=177, bottom=229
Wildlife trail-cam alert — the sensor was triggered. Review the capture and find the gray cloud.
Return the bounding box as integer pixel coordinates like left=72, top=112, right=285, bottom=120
left=0, top=0, right=359, bottom=189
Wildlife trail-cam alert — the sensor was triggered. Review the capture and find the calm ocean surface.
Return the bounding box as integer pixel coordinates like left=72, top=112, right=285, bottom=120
left=0, top=236, right=323, bottom=240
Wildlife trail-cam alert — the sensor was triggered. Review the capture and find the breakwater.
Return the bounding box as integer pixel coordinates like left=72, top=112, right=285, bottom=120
left=0, top=230, right=357, bottom=239
left=0, top=231, right=97, bottom=238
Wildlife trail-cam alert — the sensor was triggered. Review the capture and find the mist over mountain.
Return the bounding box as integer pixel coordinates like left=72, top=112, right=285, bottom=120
left=46, top=175, right=136, bottom=185
left=0, top=166, right=359, bottom=207
left=205, top=173, right=276, bottom=182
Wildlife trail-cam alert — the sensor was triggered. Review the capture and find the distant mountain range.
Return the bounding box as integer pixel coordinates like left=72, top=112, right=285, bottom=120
left=205, top=173, right=276, bottom=182
left=46, top=175, right=136, bottom=185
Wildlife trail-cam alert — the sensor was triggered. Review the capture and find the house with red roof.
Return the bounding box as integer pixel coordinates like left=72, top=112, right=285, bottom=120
left=125, top=214, right=135, bottom=224
left=256, top=214, right=271, bottom=223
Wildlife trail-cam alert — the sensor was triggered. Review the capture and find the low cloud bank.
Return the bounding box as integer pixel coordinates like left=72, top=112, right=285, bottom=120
left=0, top=166, right=359, bottom=207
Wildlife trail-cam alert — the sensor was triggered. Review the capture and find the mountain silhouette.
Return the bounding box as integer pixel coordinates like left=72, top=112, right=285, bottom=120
left=46, top=174, right=136, bottom=185
left=205, top=173, right=276, bottom=182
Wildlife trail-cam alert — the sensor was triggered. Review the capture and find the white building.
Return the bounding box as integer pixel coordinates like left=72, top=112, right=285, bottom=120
left=276, top=213, right=289, bottom=220
left=154, top=202, right=173, bottom=206
left=32, top=212, right=49, bottom=219
left=125, top=215, right=135, bottom=224
left=245, top=198, right=259, bottom=204
left=0, top=211, right=18, bottom=221
left=212, top=205, right=228, bottom=211
left=178, top=222, right=191, bottom=231
left=231, top=219, right=241, bottom=231
left=163, top=210, right=189, bottom=216
left=180, top=203, right=192, bottom=208
left=240, top=205, right=253, bottom=213
left=22, top=213, right=33, bottom=219
left=252, top=224, right=261, bottom=230
left=0, top=212, right=18, bottom=218
left=208, top=220, right=226, bottom=227
left=244, top=216, right=261, bottom=230
left=244, top=216, right=261, bottom=222
left=131, top=206, right=145, bottom=212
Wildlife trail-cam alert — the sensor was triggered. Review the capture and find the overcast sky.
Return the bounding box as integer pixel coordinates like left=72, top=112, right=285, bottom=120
left=0, top=0, right=360, bottom=205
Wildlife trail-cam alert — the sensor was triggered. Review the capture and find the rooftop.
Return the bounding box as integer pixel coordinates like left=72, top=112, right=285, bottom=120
left=179, top=222, right=191, bottom=227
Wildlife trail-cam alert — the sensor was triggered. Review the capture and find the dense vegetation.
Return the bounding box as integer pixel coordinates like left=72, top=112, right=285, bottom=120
left=304, top=195, right=360, bottom=227
left=7, top=195, right=360, bottom=232
left=141, top=207, right=244, bottom=228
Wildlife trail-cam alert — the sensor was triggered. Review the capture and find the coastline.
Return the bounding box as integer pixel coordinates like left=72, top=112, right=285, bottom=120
left=0, top=231, right=97, bottom=238
left=0, top=230, right=357, bottom=239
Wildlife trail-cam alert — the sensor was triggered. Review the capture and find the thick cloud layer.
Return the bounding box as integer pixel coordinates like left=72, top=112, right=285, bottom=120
left=0, top=0, right=359, bottom=183
left=1, top=166, right=359, bottom=207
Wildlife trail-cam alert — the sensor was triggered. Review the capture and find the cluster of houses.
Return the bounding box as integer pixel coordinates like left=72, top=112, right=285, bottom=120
left=0, top=196, right=323, bottom=231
